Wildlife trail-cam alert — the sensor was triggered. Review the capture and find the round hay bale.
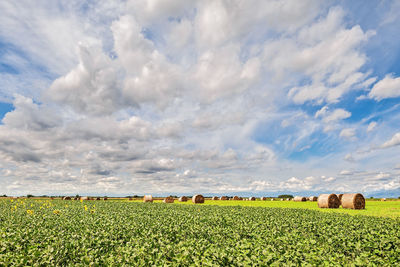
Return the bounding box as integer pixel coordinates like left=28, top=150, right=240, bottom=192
left=129, top=197, right=133, bottom=201
left=212, top=196, right=219, bottom=200
left=192, top=194, right=204, bottom=204
left=220, top=196, right=229, bottom=200
left=338, top=194, right=343, bottom=203
left=232, top=196, right=240, bottom=200
left=179, top=196, right=188, bottom=202
left=63, top=196, right=71, bottom=200
left=381, top=198, right=386, bottom=201
left=96, top=197, right=101, bottom=201
left=74, top=197, right=79, bottom=200
left=163, top=196, right=174, bottom=203
left=104, top=197, right=108, bottom=201
left=286, top=198, right=290, bottom=201
left=249, top=197, right=256, bottom=201
left=317, top=194, right=340, bottom=208
left=270, top=198, right=274, bottom=201
left=143, top=195, right=153, bottom=203
left=261, top=197, right=267, bottom=201
left=280, top=198, right=284, bottom=201
left=293, top=196, right=307, bottom=202
left=309, top=196, right=318, bottom=201
left=80, top=196, right=89, bottom=201
left=341, top=193, right=365, bottom=209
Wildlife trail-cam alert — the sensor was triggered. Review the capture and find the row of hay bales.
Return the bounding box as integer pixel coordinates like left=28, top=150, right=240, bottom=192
left=318, top=193, right=365, bottom=209
left=143, top=195, right=205, bottom=204
left=211, top=196, right=302, bottom=201
left=293, top=196, right=317, bottom=202
left=62, top=196, right=108, bottom=201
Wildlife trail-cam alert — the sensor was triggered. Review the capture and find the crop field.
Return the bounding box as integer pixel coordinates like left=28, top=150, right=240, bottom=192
left=1, top=199, right=400, bottom=265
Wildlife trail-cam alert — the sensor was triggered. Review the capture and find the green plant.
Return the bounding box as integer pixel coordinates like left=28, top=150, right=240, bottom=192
left=1, top=199, right=399, bottom=265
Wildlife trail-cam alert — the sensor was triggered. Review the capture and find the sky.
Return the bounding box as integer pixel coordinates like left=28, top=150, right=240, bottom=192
left=0, top=0, right=400, bottom=197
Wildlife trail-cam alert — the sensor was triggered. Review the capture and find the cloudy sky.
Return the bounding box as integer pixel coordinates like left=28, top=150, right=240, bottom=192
left=1, top=0, right=400, bottom=197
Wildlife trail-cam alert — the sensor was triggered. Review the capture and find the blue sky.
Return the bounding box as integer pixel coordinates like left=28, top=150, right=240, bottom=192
left=0, top=0, right=400, bottom=197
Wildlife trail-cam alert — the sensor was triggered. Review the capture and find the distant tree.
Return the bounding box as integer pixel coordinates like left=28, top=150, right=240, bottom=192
left=27, top=194, right=34, bottom=198
left=75, top=194, right=80, bottom=198
left=1, top=194, right=7, bottom=197
left=370, top=196, right=374, bottom=199
left=278, top=194, right=294, bottom=199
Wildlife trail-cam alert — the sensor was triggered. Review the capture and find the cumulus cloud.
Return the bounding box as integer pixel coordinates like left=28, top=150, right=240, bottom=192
left=369, top=74, right=400, bottom=101
left=380, top=132, right=400, bottom=149
left=339, top=128, right=356, bottom=139
left=0, top=0, right=399, bottom=196
left=315, top=107, right=351, bottom=123
left=46, top=45, right=122, bottom=115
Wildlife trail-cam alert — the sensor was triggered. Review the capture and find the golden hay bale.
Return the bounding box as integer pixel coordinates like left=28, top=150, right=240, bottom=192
left=179, top=196, right=188, bottom=202
left=341, top=193, right=365, bottom=209
left=63, top=196, right=71, bottom=200
left=281, top=198, right=284, bottom=201
left=381, top=198, right=386, bottom=202
left=74, top=197, right=79, bottom=200
left=220, top=196, right=229, bottom=200
left=338, top=194, right=343, bottom=203
left=212, top=196, right=219, bottom=200
left=143, top=195, right=153, bottom=203
left=129, top=197, right=133, bottom=201
left=286, top=198, right=290, bottom=201
left=232, top=196, right=240, bottom=200
left=249, top=197, right=256, bottom=201
left=163, top=196, right=174, bottom=203
left=261, top=197, right=267, bottom=200
left=293, top=196, right=307, bottom=202
left=270, top=198, right=274, bottom=201
left=104, top=197, right=108, bottom=201
left=80, top=196, right=89, bottom=201
left=192, top=194, right=204, bottom=204
left=96, top=197, right=101, bottom=201
left=318, top=194, right=340, bottom=208
left=309, top=196, right=318, bottom=201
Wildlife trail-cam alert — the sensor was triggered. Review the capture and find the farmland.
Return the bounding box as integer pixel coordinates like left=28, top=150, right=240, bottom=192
left=1, top=199, right=400, bottom=265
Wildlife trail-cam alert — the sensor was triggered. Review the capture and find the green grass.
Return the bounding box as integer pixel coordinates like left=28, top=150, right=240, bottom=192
left=137, top=199, right=400, bottom=218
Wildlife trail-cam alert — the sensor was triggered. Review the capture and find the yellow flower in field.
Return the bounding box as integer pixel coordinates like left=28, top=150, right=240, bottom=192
left=10, top=199, right=13, bottom=202
left=84, top=205, right=88, bottom=211
left=80, top=199, right=83, bottom=203
left=65, top=205, right=68, bottom=208
left=26, top=209, right=34, bottom=215
left=90, top=209, right=95, bottom=213
left=30, top=204, right=33, bottom=207
left=53, top=210, right=61, bottom=215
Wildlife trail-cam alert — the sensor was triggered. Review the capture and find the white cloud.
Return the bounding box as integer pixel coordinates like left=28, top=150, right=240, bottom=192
left=315, top=107, right=351, bottom=123
left=381, top=132, right=400, bottom=149
left=344, top=154, right=355, bottom=162
left=0, top=1, right=399, bottom=196
left=45, top=45, right=122, bottom=115
left=369, top=74, right=400, bottom=100
left=339, top=128, right=356, bottom=139
left=367, top=121, right=377, bottom=132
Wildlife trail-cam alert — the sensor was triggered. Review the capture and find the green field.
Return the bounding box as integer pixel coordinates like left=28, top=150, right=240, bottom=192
left=185, top=199, right=400, bottom=218
left=1, top=199, right=399, bottom=265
